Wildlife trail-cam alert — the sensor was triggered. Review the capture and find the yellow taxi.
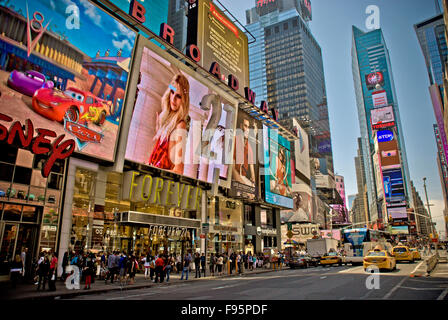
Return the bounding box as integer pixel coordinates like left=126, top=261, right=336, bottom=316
left=392, top=245, right=414, bottom=263
left=409, top=248, right=421, bottom=261
left=363, top=249, right=396, bottom=271
left=320, top=252, right=344, bottom=266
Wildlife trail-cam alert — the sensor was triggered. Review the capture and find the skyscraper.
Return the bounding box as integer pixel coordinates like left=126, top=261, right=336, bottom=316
left=352, top=27, right=413, bottom=233
left=246, top=0, right=337, bottom=214
left=415, top=13, right=448, bottom=238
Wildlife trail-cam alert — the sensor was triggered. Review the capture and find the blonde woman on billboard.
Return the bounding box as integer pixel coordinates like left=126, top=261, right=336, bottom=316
left=149, top=73, right=190, bottom=175
left=270, top=148, right=292, bottom=197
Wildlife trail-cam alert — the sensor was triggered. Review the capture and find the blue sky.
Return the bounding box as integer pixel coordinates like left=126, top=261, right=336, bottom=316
left=220, top=0, right=447, bottom=237
left=6, top=0, right=136, bottom=58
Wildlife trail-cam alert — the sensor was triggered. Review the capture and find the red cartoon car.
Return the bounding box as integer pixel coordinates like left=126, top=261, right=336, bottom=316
left=32, top=87, right=110, bottom=125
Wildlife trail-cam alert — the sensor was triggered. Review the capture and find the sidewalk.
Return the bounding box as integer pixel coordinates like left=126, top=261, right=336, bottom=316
left=0, top=265, right=289, bottom=300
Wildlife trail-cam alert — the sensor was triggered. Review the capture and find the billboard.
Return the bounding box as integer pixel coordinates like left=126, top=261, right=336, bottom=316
left=300, top=0, right=312, bottom=21
left=281, top=223, right=319, bottom=247
left=429, top=85, right=448, bottom=171
left=293, top=119, right=310, bottom=180
left=280, top=179, right=313, bottom=223
left=377, top=130, right=394, bottom=143
left=263, top=125, right=293, bottom=209
left=391, top=226, right=409, bottom=235
left=365, top=71, right=384, bottom=90
left=372, top=90, right=388, bottom=108
left=371, top=106, right=395, bottom=130
left=320, top=229, right=341, bottom=241
left=230, top=109, right=261, bottom=200
left=378, top=139, right=400, bottom=170
left=125, top=45, right=236, bottom=185
left=187, top=0, right=249, bottom=96
left=0, top=0, right=136, bottom=162
left=387, top=206, right=408, bottom=220
left=313, top=158, right=331, bottom=189
left=382, top=169, right=405, bottom=204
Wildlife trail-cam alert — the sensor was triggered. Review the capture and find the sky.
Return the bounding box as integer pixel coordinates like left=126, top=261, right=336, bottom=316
left=219, top=0, right=447, bottom=238
left=6, top=0, right=136, bottom=58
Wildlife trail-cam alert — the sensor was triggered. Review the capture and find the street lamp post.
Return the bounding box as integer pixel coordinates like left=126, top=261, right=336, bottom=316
left=423, top=177, right=438, bottom=255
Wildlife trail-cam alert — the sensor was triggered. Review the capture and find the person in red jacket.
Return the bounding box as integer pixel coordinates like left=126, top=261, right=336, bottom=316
left=154, top=255, right=165, bottom=283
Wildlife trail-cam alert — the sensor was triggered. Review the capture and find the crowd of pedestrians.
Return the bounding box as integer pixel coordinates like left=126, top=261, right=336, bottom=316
left=8, top=248, right=279, bottom=291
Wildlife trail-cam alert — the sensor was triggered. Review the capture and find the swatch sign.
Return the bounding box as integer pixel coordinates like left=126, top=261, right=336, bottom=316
left=377, top=130, right=394, bottom=143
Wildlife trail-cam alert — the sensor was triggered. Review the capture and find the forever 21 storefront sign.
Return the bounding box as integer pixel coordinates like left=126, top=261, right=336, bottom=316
left=0, top=112, right=75, bottom=177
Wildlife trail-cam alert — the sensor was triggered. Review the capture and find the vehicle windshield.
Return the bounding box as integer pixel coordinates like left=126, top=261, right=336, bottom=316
left=368, top=251, right=386, bottom=257
left=65, top=90, right=85, bottom=102
left=327, top=252, right=337, bottom=256
left=393, top=247, right=408, bottom=253
left=25, top=72, right=44, bottom=83
left=410, top=248, right=416, bottom=251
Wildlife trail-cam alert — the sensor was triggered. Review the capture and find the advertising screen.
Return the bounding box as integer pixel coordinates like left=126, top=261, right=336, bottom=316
left=293, top=119, right=310, bottom=180
left=377, top=130, right=394, bottom=143
left=372, top=90, right=388, bottom=108
left=300, top=0, right=312, bottom=21
left=371, top=105, right=395, bottom=130
left=187, top=0, right=249, bottom=96
left=0, top=0, right=136, bottom=162
left=387, top=206, right=408, bottom=220
left=281, top=179, right=313, bottom=223
left=391, top=226, right=409, bottom=235
left=125, top=45, right=236, bottom=184
left=263, top=125, right=293, bottom=209
left=382, top=169, right=405, bottom=204
left=365, top=71, right=384, bottom=90
left=379, top=139, right=400, bottom=170
left=230, top=110, right=261, bottom=200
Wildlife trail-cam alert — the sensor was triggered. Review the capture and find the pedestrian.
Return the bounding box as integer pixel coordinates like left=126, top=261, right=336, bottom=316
left=62, top=251, right=69, bottom=281
left=200, top=253, right=206, bottom=277
left=105, top=251, right=115, bottom=284
left=48, top=251, right=58, bottom=291
left=176, top=254, right=182, bottom=274
left=142, top=253, right=151, bottom=280
left=194, top=253, right=201, bottom=278
left=243, top=252, right=248, bottom=270
left=209, top=253, right=216, bottom=276
left=248, top=252, right=253, bottom=271
left=128, top=255, right=138, bottom=285
left=180, top=253, right=191, bottom=280
left=83, top=252, right=95, bottom=290
left=37, top=252, right=49, bottom=291
left=165, top=255, right=173, bottom=282
left=149, top=254, right=156, bottom=281
left=217, top=254, right=223, bottom=276
left=154, top=254, right=165, bottom=283
left=237, top=252, right=242, bottom=274
left=10, top=254, right=23, bottom=288
left=118, top=251, right=128, bottom=285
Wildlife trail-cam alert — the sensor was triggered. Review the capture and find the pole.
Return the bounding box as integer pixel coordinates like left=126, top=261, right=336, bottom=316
left=423, top=177, right=438, bottom=255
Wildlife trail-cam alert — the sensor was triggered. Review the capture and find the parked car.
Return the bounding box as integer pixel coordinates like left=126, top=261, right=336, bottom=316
left=320, top=252, right=345, bottom=266
left=32, top=87, right=110, bottom=125
left=7, top=70, right=54, bottom=96
left=363, top=249, right=396, bottom=272
left=409, top=248, right=421, bottom=261
left=392, top=245, right=414, bottom=263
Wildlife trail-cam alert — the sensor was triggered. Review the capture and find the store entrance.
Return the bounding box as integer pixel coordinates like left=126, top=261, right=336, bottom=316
left=0, top=223, right=37, bottom=276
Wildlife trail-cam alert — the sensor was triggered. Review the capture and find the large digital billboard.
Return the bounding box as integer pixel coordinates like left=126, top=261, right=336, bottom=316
left=372, top=89, right=388, bottom=108
left=125, top=45, right=236, bottom=185
left=187, top=0, right=249, bottom=97
left=281, top=179, right=313, bottom=223
left=263, top=125, right=293, bottom=209
left=230, top=109, right=261, bottom=200
left=382, top=168, right=405, bottom=205
left=0, top=0, right=136, bottom=162
left=371, top=105, right=395, bottom=130
left=379, top=139, right=400, bottom=170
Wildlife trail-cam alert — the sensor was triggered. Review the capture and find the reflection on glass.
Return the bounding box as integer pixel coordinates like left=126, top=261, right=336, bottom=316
left=22, top=206, right=38, bottom=223
left=3, top=204, right=22, bottom=221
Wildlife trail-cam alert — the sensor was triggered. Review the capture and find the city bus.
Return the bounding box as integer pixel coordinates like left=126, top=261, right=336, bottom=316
left=342, top=228, right=393, bottom=265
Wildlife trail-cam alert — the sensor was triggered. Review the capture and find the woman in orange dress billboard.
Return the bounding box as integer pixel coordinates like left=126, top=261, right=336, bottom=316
left=148, top=74, right=190, bottom=175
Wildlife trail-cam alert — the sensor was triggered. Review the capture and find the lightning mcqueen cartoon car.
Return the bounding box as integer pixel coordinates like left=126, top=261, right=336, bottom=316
left=32, top=87, right=110, bottom=125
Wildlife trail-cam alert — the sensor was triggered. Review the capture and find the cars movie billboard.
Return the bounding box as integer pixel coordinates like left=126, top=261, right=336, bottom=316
left=0, top=0, right=136, bottom=162
left=187, top=0, right=249, bottom=97
left=125, top=44, right=236, bottom=186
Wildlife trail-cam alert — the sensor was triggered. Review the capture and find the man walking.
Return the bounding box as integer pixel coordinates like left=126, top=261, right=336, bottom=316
left=200, top=253, right=206, bottom=277
left=180, top=253, right=191, bottom=280
left=194, top=253, right=201, bottom=278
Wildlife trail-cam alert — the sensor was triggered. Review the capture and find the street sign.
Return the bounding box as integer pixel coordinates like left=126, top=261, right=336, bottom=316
left=201, top=223, right=209, bottom=234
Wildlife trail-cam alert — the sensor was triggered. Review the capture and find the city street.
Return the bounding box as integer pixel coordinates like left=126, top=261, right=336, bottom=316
left=68, top=259, right=448, bottom=300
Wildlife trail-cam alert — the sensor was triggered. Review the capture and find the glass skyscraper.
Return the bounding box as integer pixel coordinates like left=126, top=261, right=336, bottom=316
left=352, top=26, right=413, bottom=227
left=246, top=0, right=335, bottom=205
